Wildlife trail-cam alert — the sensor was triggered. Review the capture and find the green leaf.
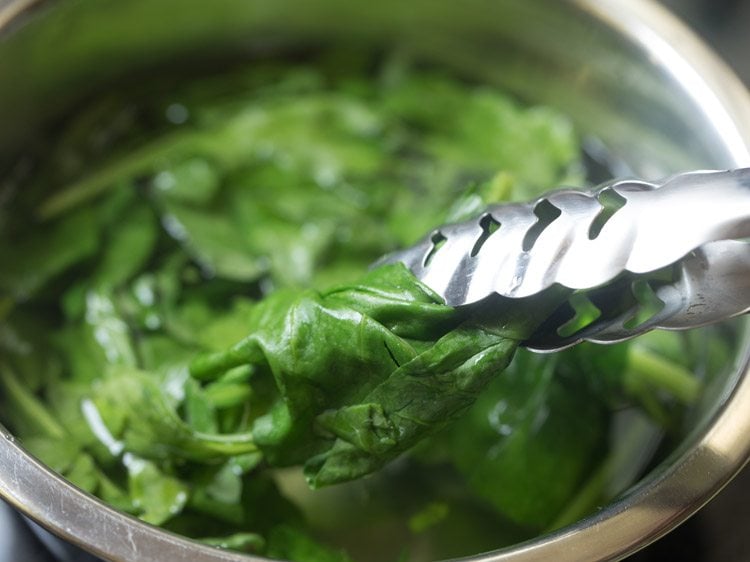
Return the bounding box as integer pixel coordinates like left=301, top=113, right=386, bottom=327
left=45, top=380, right=101, bottom=452
left=22, top=435, right=80, bottom=473
left=0, top=207, right=99, bottom=300
left=408, top=501, right=450, bottom=533
left=53, top=287, right=139, bottom=384
left=0, top=53, right=631, bottom=557
left=98, top=471, right=136, bottom=513
left=93, top=203, right=159, bottom=288
left=199, top=533, right=265, bottom=553
left=82, top=289, right=138, bottom=367
left=183, top=377, right=218, bottom=433
left=125, top=455, right=189, bottom=525
left=188, top=264, right=568, bottom=488
left=159, top=202, right=268, bottom=282
left=0, top=365, right=66, bottom=439
left=0, top=312, right=62, bottom=392
left=152, top=157, right=221, bottom=205
left=444, top=350, right=607, bottom=528
left=92, top=366, right=257, bottom=461
left=66, top=453, right=100, bottom=493
left=266, top=525, right=354, bottom=562
left=306, top=322, right=519, bottom=487
left=380, top=73, right=583, bottom=197
left=204, top=460, right=244, bottom=505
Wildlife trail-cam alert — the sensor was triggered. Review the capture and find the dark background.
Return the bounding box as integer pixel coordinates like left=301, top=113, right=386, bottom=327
left=2, top=1, right=750, bottom=561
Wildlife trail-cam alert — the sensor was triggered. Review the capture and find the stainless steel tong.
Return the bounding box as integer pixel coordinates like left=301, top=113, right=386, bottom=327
left=378, top=169, right=750, bottom=351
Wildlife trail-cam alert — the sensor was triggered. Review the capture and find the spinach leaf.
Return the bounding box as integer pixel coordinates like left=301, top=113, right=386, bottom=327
left=3, top=51, right=713, bottom=562
left=0, top=365, right=66, bottom=439
left=190, top=264, right=461, bottom=470
left=0, top=207, right=99, bottom=301
left=90, top=366, right=258, bottom=461
left=199, top=533, right=265, bottom=553
left=157, top=203, right=269, bottom=282
left=306, top=320, right=519, bottom=487
left=190, top=264, right=569, bottom=487
left=92, top=202, right=159, bottom=289
left=443, top=350, right=607, bottom=528
left=125, top=455, right=189, bottom=525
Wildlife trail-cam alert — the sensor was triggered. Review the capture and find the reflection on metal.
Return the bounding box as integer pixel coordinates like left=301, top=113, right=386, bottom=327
left=0, top=0, right=36, bottom=29
left=381, top=169, right=750, bottom=351
left=0, top=425, right=255, bottom=562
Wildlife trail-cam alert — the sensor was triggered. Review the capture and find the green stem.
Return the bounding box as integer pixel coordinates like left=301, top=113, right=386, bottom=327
left=547, top=458, right=608, bottom=531
left=0, top=365, right=66, bottom=439
left=198, top=533, right=265, bottom=552
left=205, top=383, right=253, bottom=410
left=216, top=365, right=254, bottom=384
left=193, top=430, right=259, bottom=456
left=38, top=131, right=207, bottom=220
left=190, top=351, right=245, bottom=381
left=625, top=346, right=700, bottom=405
left=190, top=341, right=261, bottom=381
left=548, top=412, right=660, bottom=531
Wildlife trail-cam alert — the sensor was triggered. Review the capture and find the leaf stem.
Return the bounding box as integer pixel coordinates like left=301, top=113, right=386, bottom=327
left=37, top=131, right=205, bottom=220
left=625, top=346, right=700, bottom=405
left=0, top=365, right=66, bottom=439
left=193, top=430, right=259, bottom=456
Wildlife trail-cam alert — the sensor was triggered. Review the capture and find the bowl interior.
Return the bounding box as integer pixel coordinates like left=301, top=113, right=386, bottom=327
left=2, top=0, right=749, bottom=170
left=1, top=1, right=750, bottom=561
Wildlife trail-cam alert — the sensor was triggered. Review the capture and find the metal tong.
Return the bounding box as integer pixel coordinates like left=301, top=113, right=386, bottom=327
left=378, top=169, right=750, bottom=352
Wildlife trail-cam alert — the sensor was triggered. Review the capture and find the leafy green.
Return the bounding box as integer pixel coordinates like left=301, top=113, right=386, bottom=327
left=266, top=525, right=354, bottom=562
left=125, top=455, right=189, bottom=525
left=199, top=532, right=265, bottom=553
left=0, top=51, right=720, bottom=562
left=0, top=207, right=99, bottom=301
left=0, top=366, right=66, bottom=439
left=92, top=202, right=159, bottom=288
left=190, top=264, right=560, bottom=487
left=90, top=366, right=258, bottom=461
left=442, top=350, right=607, bottom=528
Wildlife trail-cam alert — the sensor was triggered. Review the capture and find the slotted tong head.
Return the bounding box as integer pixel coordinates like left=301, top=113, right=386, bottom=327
left=378, top=169, right=750, bottom=351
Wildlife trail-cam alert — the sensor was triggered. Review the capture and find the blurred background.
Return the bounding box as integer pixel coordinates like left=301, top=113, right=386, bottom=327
left=632, top=1, right=750, bottom=560
left=662, top=0, right=750, bottom=82
left=1, top=0, right=750, bottom=561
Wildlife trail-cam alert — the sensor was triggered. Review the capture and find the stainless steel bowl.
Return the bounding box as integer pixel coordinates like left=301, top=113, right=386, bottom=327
left=1, top=0, right=750, bottom=560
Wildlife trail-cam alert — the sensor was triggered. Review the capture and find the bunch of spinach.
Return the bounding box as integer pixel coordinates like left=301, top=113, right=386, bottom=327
left=0, top=53, right=719, bottom=561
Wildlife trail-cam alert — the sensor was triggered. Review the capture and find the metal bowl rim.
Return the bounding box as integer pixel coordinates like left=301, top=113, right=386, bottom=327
left=1, top=0, right=750, bottom=561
